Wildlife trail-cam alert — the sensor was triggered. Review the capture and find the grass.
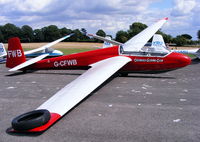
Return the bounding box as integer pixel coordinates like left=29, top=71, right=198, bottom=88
left=57, top=48, right=96, bottom=55
left=23, top=48, right=97, bottom=55
left=185, top=54, right=196, bottom=58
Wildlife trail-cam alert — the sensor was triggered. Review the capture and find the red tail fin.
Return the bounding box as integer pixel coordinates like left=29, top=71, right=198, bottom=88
left=6, top=37, right=26, bottom=68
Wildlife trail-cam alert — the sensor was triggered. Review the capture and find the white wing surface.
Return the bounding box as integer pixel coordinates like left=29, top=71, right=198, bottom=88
left=9, top=54, right=49, bottom=71
left=37, top=56, right=131, bottom=116
left=123, top=17, right=168, bottom=52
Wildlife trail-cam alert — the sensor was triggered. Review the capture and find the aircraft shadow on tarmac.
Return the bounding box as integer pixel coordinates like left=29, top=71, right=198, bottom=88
left=6, top=70, right=82, bottom=77
left=125, top=75, right=175, bottom=79
left=6, top=127, right=43, bottom=136
left=6, top=69, right=176, bottom=79
left=6, top=70, right=36, bottom=77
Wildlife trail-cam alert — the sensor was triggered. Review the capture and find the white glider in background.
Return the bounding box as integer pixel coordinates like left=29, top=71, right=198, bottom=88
left=0, top=43, right=6, bottom=57
left=171, top=47, right=200, bottom=59
left=0, top=43, right=6, bottom=63
left=151, top=34, right=200, bottom=59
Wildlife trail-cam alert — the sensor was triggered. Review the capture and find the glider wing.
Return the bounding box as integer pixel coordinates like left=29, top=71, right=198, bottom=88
left=12, top=56, right=131, bottom=132
left=123, top=17, right=168, bottom=52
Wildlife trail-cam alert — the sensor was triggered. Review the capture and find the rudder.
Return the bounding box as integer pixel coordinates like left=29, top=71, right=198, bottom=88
left=6, top=37, right=26, bottom=68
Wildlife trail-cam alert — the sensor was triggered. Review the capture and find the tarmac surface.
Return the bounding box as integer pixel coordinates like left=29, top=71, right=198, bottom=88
left=0, top=59, right=200, bottom=142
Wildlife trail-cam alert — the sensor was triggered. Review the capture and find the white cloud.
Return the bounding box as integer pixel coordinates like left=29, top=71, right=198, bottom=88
left=171, top=0, right=196, bottom=16
left=0, top=0, right=199, bottom=39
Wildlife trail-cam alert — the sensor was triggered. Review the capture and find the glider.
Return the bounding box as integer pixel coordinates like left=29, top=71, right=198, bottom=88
left=6, top=17, right=191, bottom=133
left=150, top=34, right=200, bottom=59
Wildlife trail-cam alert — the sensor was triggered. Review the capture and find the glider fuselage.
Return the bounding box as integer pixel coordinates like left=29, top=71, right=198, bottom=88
left=28, top=46, right=191, bottom=73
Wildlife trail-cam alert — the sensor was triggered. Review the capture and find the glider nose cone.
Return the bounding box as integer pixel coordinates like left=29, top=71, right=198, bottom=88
left=178, top=54, right=191, bottom=67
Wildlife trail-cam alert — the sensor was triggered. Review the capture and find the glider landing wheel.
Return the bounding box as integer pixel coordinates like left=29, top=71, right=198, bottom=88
left=12, top=109, right=51, bottom=131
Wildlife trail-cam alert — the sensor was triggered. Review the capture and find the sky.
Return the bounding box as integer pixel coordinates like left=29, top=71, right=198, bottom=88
left=0, top=0, right=199, bottom=39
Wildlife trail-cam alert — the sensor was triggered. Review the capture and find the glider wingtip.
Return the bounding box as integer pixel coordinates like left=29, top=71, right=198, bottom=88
left=164, top=17, right=169, bottom=20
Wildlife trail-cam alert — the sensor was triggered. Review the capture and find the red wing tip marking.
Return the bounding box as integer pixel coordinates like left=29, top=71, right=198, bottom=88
left=9, top=113, right=61, bottom=133
left=164, top=17, right=169, bottom=20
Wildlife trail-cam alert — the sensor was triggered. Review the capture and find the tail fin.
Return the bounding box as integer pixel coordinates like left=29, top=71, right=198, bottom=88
left=149, top=34, right=169, bottom=53
left=102, top=36, right=113, bottom=48
left=6, top=37, right=26, bottom=68
left=0, top=43, right=6, bottom=57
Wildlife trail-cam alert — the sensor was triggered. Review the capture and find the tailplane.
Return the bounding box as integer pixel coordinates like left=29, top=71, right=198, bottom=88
left=6, top=37, right=26, bottom=68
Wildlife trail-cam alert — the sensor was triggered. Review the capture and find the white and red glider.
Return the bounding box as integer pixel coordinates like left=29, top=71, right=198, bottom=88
left=6, top=17, right=191, bottom=133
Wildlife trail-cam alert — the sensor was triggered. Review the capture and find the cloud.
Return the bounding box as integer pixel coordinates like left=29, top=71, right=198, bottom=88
left=171, top=0, right=196, bottom=17
left=0, top=0, right=199, bottom=39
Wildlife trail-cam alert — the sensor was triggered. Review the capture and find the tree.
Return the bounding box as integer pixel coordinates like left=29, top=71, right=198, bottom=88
left=42, top=25, right=61, bottom=42
left=197, top=30, right=200, bottom=40
left=2, top=23, right=22, bottom=41
left=33, top=29, right=44, bottom=42
left=181, top=34, right=192, bottom=40
left=60, top=27, right=73, bottom=41
left=115, top=30, right=129, bottom=43
left=0, top=26, right=4, bottom=42
left=70, top=29, right=83, bottom=42
left=128, top=22, right=147, bottom=38
left=173, top=35, right=187, bottom=46
left=80, top=28, right=90, bottom=42
left=96, top=29, right=106, bottom=37
left=21, top=25, right=34, bottom=42
left=96, top=29, right=106, bottom=43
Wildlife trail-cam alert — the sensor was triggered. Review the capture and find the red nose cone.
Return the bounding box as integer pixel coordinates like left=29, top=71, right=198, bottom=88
left=173, top=52, right=191, bottom=68
left=180, top=54, right=191, bottom=67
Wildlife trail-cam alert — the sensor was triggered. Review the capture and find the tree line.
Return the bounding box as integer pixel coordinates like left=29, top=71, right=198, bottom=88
left=0, top=23, right=200, bottom=46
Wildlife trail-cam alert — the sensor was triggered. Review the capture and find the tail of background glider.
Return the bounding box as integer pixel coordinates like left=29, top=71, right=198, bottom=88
left=102, top=36, right=113, bottom=48
left=6, top=37, right=26, bottom=68
left=0, top=43, right=6, bottom=57
left=149, top=34, right=169, bottom=53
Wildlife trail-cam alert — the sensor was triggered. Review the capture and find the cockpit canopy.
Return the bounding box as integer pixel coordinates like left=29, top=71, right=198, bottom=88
left=120, top=45, right=170, bottom=57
